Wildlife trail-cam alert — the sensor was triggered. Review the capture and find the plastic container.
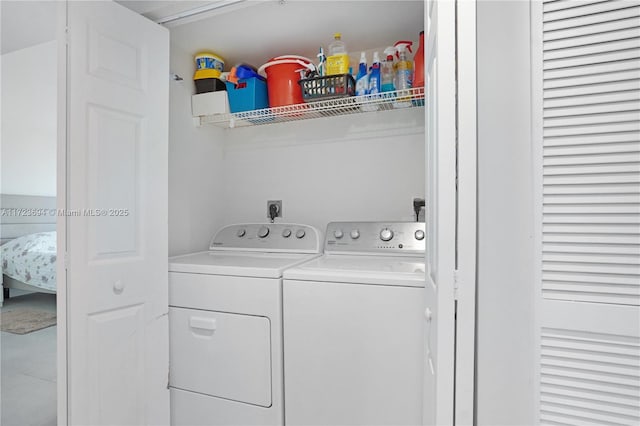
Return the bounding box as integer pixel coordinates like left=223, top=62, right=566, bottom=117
left=326, top=33, right=349, bottom=75
left=368, top=52, right=381, bottom=95
left=298, top=74, right=355, bottom=102
left=381, top=47, right=396, bottom=92
left=355, top=52, right=369, bottom=96
left=258, top=56, right=314, bottom=108
left=394, top=41, right=414, bottom=92
left=413, top=31, right=425, bottom=88
left=195, top=78, right=227, bottom=94
left=225, top=77, right=268, bottom=113
left=194, top=52, right=225, bottom=80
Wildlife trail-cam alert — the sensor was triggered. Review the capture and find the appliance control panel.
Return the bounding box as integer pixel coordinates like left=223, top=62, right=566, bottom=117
left=325, top=222, right=425, bottom=255
left=209, top=223, right=322, bottom=253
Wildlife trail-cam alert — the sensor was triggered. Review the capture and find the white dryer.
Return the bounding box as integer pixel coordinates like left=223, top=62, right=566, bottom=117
left=282, top=221, right=426, bottom=426
left=168, top=223, right=322, bottom=426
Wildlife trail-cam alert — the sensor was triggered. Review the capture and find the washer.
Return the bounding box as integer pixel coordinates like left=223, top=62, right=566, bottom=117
left=168, top=223, right=322, bottom=426
left=282, top=221, right=426, bottom=426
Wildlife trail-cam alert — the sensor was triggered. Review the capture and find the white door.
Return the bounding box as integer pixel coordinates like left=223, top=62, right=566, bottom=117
left=423, top=0, right=458, bottom=424
left=62, top=1, right=169, bottom=424
left=532, top=1, right=640, bottom=424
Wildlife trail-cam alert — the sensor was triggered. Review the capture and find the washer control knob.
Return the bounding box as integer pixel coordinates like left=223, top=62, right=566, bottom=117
left=380, top=228, right=394, bottom=242
left=295, top=229, right=306, bottom=239
left=237, top=229, right=246, bottom=238
left=258, top=226, right=270, bottom=238
left=334, top=229, right=344, bottom=239
left=414, top=230, right=425, bottom=241
left=350, top=229, right=360, bottom=239
left=282, top=228, right=292, bottom=238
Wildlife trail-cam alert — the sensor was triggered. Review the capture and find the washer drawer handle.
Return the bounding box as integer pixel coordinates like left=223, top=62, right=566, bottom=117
left=189, top=316, right=217, bottom=332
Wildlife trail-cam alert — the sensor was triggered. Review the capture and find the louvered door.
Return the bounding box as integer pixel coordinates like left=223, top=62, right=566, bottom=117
left=533, top=1, right=640, bottom=424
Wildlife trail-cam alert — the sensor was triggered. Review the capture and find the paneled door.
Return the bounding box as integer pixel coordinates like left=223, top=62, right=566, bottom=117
left=61, top=1, right=170, bottom=424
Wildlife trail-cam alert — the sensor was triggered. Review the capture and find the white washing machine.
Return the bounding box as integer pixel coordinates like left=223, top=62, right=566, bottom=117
left=282, top=221, right=426, bottom=426
left=168, top=223, right=322, bottom=426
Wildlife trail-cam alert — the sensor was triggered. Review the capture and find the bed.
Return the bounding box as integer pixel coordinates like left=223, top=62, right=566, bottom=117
left=0, top=194, right=57, bottom=305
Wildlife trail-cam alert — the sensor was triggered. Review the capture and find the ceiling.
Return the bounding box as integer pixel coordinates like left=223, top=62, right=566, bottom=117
left=1, top=1, right=57, bottom=55
left=2, top=0, right=424, bottom=74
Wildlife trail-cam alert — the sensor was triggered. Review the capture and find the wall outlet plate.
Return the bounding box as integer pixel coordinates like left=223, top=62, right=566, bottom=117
left=267, top=200, right=282, bottom=219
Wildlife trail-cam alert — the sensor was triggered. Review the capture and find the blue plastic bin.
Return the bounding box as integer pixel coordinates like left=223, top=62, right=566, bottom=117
left=225, top=77, right=268, bottom=113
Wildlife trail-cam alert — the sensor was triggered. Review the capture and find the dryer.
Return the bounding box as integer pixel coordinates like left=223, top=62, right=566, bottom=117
left=168, top=223, right=322, bottom=426
left=282, top=221, right=426, bottom=426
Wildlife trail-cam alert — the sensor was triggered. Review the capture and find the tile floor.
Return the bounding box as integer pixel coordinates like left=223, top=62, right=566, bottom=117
left=1, top=292, right=57, bottom=426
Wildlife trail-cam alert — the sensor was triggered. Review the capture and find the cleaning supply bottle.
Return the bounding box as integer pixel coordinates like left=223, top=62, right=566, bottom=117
left=381, top=47, right=396, bottom=92
left=355, top=52, right=369, bottom=96
left=368, top=51, right=381, bottom=95
left=413, top=31, right=425, bottom=88
left=327, top=33, right=349, bottom=75
left=394, top=41, right=414, bottom=91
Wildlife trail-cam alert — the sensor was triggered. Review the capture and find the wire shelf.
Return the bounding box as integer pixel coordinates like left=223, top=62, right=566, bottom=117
left=198, top=87, right=425, bottom=128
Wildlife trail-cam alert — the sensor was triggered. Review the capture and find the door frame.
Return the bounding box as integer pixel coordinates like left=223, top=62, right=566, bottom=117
left=455, top=0, right=478, bottom=424
left=56, top=1, right=68, bottom=424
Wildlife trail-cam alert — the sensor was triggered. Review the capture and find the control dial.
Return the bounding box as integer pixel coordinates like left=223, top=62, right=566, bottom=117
left=414, top=230, right=425, bottom=241
left=236, top=229, right=246, bottom=238
left=282, top=229, right=292, bottom=238
left=295, top=229, right=306, bottom=239
left=380, top=228, right=394, bottom=242
left=334, top=229, right=344, bottom=239
left=350, top=229, right=360, bottom=239
left=258, top=226, right=270, bottom=238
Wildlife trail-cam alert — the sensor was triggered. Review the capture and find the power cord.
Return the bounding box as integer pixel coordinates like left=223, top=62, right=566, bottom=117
left=413, top=198, right=425, bottom=222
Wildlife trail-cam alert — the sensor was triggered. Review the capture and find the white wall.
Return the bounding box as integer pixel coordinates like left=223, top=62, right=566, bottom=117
left=476, top=1, right=535, bottom=424
left=1, top=40, right=57, bottom=196
left=168, top=44, right=227, bottom=256
left=221, top=110, right=425, bottom=233
left=168, top=47, right=425, bottom=256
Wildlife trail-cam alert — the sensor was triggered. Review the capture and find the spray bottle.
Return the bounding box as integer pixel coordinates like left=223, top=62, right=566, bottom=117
left=355, top=52, right=369, bottom=96
left=381, top=47, right=396, bottom=92
left=394, top=41, right=414, bottom=91
left=368, top=52, right=381, bottom=95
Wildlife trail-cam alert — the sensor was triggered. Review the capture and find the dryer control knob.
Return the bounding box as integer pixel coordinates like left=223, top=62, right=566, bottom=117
left=334, top=229, right=344, bottom=239
left=350, top=229, right=360, bottom=239
left=282, top=229, right=292, bottom=238
left=414, top=230, right=425, bottom=241
left=295, top=229, right=306, bottom=239
left=237, top=229, right=246, bottom=238
left=258, top=226, right=270, bottom=238
left=380, top=228, right=394, bottom=241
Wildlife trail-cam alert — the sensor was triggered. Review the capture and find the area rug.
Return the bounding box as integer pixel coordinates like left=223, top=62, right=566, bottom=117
left=0, top=309, right=57, bottom=334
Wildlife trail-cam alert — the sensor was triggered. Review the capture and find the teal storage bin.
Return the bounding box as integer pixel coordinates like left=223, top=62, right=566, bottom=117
left=225, top=77, right=268, bottom=113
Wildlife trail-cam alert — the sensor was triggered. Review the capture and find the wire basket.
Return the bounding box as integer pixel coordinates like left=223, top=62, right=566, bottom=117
left=298, top=74, right=356, bottom=102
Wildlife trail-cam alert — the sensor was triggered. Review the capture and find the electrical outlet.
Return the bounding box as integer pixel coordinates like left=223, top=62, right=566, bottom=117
left=412, top=197, right=425, bottom=222
left=267, top=200, right=282, bottom=219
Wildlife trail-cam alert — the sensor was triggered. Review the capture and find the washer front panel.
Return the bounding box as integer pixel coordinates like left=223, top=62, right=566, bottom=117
left=324, top=222, right=425, bottom=255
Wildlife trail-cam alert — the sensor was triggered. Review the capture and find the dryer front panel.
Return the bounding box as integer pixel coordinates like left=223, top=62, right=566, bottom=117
left=169, top=307, right=272, bottom=407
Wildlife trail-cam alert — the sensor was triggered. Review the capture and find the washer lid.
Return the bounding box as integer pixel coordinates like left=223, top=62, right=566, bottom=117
left=283, top=254, right=425, bottom=287
left=169, top=251, right=321, bottom=278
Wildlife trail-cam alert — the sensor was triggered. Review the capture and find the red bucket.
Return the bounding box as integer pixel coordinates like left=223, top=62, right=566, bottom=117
left=258, top=56, right=313, bottom=108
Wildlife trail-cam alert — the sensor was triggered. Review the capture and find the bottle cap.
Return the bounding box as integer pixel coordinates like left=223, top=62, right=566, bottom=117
left=334, top=32, right=342, bottom=40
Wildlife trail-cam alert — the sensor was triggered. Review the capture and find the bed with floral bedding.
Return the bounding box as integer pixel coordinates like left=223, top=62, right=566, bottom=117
left=1, top=231, right=57, bottom=294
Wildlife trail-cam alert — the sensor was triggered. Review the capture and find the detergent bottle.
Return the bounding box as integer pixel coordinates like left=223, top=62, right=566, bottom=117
left=368, top=52, right=381, bottom=95
left=394, top=41, right=414, bottom=92
left=413, top=31, right=425, bottom=88
left=327, top=33, right=349, bottom=75
left=381, top=47, right=396, bottom=92
left=355, top=52, right=369, bottom=96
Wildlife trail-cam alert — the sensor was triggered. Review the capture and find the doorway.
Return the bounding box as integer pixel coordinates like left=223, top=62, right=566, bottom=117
left=1, top=1, right=59, bottom=425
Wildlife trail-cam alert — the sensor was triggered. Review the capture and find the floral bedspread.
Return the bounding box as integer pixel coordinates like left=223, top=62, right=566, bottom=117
left=1, top=232, right=56, bottom=292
